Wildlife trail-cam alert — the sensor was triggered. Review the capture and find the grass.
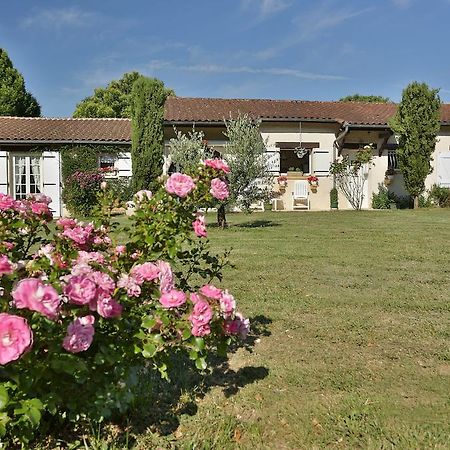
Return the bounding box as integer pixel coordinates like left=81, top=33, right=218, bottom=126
left=40, top=210, right=450, bottom=449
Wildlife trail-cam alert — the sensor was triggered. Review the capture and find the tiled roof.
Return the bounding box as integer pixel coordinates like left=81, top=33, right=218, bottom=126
left=1, top=99, right=450, bottom=143
left=165, top=97, right=450, bottom=126
left=0, top=116, right=131, bottom=143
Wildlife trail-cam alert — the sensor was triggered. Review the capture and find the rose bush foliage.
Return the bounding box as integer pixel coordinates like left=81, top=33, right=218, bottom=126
left=0, top=160, right=248, bottom=446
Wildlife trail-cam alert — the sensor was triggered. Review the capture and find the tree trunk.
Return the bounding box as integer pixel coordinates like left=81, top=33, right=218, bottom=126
left=413, top=195, right=419, bottom=209
left=217, top=204, right=227, bottom=228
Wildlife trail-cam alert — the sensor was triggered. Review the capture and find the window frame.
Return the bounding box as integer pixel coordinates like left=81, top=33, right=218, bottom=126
left=10, top=153, right=43, bottom=200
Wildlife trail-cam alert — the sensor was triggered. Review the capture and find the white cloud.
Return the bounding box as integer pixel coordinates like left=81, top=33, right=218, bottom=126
left=21, top=7, right=95, bottom=29
left=145, top=60, right=347, bottom=81
left=241, top=0, right=292, bottom=18
left=255, top=3, right=373, bottom=60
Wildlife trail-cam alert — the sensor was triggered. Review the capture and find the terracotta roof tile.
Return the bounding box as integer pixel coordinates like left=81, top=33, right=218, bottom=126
left=165, top=97, right=450, bottom=126
left=0, top=117, right=131, bottom=143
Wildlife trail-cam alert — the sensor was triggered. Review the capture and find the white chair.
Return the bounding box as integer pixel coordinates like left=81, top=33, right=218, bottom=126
left=292, top=180, right=309, bottom=210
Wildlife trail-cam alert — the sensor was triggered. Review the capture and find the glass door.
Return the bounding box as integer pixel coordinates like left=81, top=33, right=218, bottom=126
left=13, top=155, right=42, bottom=200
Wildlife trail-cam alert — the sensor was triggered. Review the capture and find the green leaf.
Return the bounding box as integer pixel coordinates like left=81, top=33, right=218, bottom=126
left=195, top=357, right=207, bottom=371
left=189, top=350, right=198, bottom=361
left=142, top=316, right=156, bottom=329
left=193, top=337, right=205, bottom=352
left=142, top=342, right=157, bottom=358
left=0, top=386, right=9, bottom=411
left=0, top=412, right=9, bottom=437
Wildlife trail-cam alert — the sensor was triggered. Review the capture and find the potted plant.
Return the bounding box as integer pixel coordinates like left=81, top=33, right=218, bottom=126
left=384, top=168, right=395, bottom=186
left=307, top=175, right=319, bottom=192
left=277, top=175, right=288, bottom=192
left=330, top=187, right=338, bottom=209
left=287, top=167, right=304, bottom=179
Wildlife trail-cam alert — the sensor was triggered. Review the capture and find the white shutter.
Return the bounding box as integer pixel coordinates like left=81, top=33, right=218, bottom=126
left=42, top=151, right=61, bottom=217
left=266, top=151, right=280, bottom=173
left=0, top=151, right=9, bottom=195
left=115, top=152, right=132, bottom=177
left=312, top=149, right=331, bottom=175
left=438, top=152, right=450, bottom=187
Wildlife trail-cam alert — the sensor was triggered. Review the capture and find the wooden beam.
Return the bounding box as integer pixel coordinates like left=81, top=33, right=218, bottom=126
left=275, top=142, right=320, bottom=149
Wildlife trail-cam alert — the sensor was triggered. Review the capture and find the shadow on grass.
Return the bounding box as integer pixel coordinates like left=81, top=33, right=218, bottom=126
left=124, top=314, right=272, bottom=438
left=235, top=220, right=280, bottom=228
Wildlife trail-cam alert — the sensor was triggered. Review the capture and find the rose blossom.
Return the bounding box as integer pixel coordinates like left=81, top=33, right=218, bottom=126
left=157, top=260, right=174, bottom=293
left=0, top=255, right=14, bottom=276
left=223, top=313, right=250, bottom=339
left=219, top=291, right=236, bottom=318
left=159, top=289, right=186, bottom=308
left=117, top=274, right=141, bottom=297
left=89, top=271, right=115, bottom=295
left=134, top=190, right=153, bottom=202
left=200, top=284, right=223, bottom=300
left=0, top=313, right=33, bottom=365
left=115, top=245, right=126, bottom=255
left=189, top=299, right=213, bottom=326
left=30, top=202, right=51, bottom=217
left=190, top=293, right=202, bottom=304
left=165, top=173, right=196, bottom=198
left=204, top=159, right=230, bottom=173
left=191, top=323, right=211, bottom=337
left=56, top=217, right=77, bottom=229
left=29, top=193, right=52, bottom=205
left=210, top=178, right=229, bottom=201
left=0, top=193, right=16, bottom=211
left=64, top=275, right=97, bottom=305
left=97, top=296, right=122, bottom=319
left=12, top=278, right=61, bottom=320
left=192, top=214, right=207, bottom=238
left=62, top=315, right=95, bottom=353
left=131, top=262, right=160, bottom=284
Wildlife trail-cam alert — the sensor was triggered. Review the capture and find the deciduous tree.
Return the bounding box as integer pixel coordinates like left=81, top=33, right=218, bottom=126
left=339, top=94, right=390, bottom=103
left=0, top=48, right=40, bottom=117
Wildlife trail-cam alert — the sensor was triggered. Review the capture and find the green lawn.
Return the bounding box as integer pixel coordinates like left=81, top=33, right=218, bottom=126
left=47, top=210, right=450, bottom=449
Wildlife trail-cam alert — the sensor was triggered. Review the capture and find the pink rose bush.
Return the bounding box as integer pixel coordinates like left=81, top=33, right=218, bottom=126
left=0, top=162, right=250, bottom=445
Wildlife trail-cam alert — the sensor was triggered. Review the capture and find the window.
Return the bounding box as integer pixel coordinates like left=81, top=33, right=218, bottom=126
left=12, top=155, right=42, bottom=200
left=280, top=149, right=310, bottom=174
left=99, top=154, right=118, bottom=178
left=388, top=150, right=398, bottom=170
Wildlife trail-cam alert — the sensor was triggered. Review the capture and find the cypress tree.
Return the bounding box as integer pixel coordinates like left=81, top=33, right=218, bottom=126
left=131, top=77, right=168, bottom=191
left=0, top=48, right=40, bottom=117
left=389, top=82, right=441, bottom=208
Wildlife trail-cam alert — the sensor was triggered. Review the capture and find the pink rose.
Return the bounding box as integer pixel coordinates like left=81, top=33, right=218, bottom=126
left=159, top=289, right=186, bottom=308
left=89, top=271, right=115, bottom=295
left=190, top=293, right=202, bottom=304
left=97, top=296, right=122, bottom=319
left=131, top=262, right=160, bottom=284
left=192, top=214, right=207, bottom=238
left=115, top=245, right=126, bottom=255
left=0, top=194, right=16, bottom=211
left=165, top=173, right=196, bottom=198
left=76, top=251, right=105, bottom=265
left=210, top=178, right=229, bottom=201
left=219, top=291, right=236, bottom=318
left=30, top=202, right=51, bottom=217
left=0, top=255, right=14, bottom=276
left=64, top=275, right=97, bottom=305
left=204, top=159, right=230, bottom=173
left=29, top=193, right=52, bottom=205
left=12, top=278, right=61, bottom=320
left=2, top=242, right=15, bottom=251
left=223, top=313, right=250, bottom=339
left=189, top=299, right=213, bottom=326
left=157, top=260, right=174, bottom=293
left=117, top=274, right=141, bottom=297
left=0, top=313, right=33, bottom=365
left=56, top=217, right=77, bottom=229
left=199, top=284, right=222, bottom=300
left=134, top=190, right=153, bottom=202
left=62, top=226, right=92, bottom=246
left=192, top=323, right=211, bottom=337
left=62, top=315, right=95, bottom=353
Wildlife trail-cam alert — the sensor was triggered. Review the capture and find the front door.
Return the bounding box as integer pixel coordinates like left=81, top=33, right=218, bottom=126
left=12, top=155, right=42, bottom=200
left=438, top=152, right=450, bottom=188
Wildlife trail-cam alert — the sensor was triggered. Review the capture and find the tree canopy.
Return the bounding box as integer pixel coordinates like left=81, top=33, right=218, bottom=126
left=389, top=82, right=441, bottom=208
left=0, top=48, right=41, bottom=117
left=339, top=94, right=390, bottom=103
left=73, top=72, right=173, bottom=118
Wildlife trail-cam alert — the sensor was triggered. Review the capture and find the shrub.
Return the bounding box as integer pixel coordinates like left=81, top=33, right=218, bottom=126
left=372, top=184, right=396, bottom=209
left=428, top=184, right=450, bottom=207
left=330, top=187, right=338, bottom=209
left=62, top=168, right=106, bottom=216
left=0, top=161, right=247, bottom=446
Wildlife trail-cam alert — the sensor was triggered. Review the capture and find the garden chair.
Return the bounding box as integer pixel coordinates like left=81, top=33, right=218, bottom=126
left=292, top=180, right=309, bottom=210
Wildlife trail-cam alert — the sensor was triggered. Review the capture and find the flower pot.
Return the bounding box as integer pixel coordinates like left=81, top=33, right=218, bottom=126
left=310, top=186, right=318, bottom=193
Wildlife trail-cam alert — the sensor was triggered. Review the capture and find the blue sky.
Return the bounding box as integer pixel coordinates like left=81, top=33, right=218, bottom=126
left=2, top=0, right=450, bottom=117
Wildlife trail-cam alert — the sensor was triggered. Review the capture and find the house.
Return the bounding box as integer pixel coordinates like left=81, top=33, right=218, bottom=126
left=1, top=97, right=450, bottom=215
